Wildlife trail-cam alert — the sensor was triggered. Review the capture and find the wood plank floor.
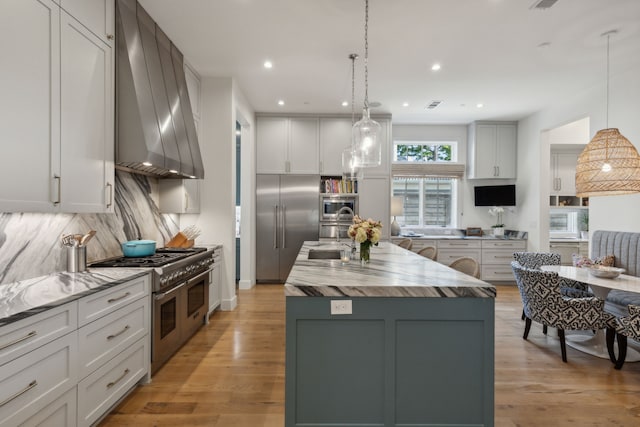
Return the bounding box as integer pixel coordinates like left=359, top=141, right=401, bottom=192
left=100, top=284, right=640, bottom=427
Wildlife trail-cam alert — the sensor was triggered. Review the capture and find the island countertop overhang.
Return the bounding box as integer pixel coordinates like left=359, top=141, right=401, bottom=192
left=284, top=241, right=496, bottom=298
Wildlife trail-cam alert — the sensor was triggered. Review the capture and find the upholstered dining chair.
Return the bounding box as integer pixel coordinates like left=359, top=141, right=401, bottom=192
left=512, top=252, right=593, bottom=322
left=511, top=261, right=616, bottom=363
left=607, top=304, right=640, bottom=370
left=397, top=238, right=413, bottom=250
left=417, top=246, right=437, bottom=260
left=449, top=257, right=480, bottom=279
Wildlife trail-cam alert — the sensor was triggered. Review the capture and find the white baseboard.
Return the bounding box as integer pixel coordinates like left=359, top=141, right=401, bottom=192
left=220, top=294, right=238, bottom=311
left=238, top=279, right=254, bottom=290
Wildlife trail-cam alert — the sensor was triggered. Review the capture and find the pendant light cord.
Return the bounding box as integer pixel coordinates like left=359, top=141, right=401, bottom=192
left=606, top=33, right=610, bottom=129
left=350, top=54, right=358, bottom=125
left=364, top=0, right=369, bottom=110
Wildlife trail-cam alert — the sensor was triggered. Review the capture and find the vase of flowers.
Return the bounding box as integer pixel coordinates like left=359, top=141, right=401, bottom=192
left=489, top=206, right=505, bottom=236
left=348, top=215, right=383, bottom=265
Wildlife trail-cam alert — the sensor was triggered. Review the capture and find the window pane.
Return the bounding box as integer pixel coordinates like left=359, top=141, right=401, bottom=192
left=437, top=145, right=452, bottom=161
left=424, top=178, right=452, bottom=226
left=393, top=177, right=455, bottom=227
left=392, top=178, right=420, bottom=225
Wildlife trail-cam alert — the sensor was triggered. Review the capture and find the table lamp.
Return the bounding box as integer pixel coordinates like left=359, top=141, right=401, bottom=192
left=390, top=196, right=403, bottom=236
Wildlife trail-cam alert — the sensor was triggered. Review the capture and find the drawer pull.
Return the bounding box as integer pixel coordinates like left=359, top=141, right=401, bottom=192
left=495, top=256, right=514, bottom=259
left=107, top=292, right=131, bottom=304
left=494, top=271, right=513, bottom=275
left=107, top=325, right=130, bottom=341
left=0, top=330, right=37, bottom=351
left=107, top=368, right=130, bottom=389
left=0, top=380, right=37, bottom=407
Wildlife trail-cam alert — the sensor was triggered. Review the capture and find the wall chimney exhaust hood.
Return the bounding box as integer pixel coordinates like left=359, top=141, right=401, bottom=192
left=116, top=0, right=204, bottom=179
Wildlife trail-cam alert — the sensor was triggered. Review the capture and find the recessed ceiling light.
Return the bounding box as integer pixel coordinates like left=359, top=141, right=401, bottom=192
left=476, top=103, right=484, bottom=108
left=431, top=63, right=441, bottom=71
left=278, top=100, right=285, bottom=106
left=264, top=60, right=273, bottom=69
left=342, top=101, right=349, bottom=107
left=537, top=42, right=551, bottom=49
left=142, top=162, right=152, bottom=167
left=235, top=130, right=241, bottom=135
left=402, top=102, right=409, bottom=107
left=169, top=169, right=178, bottom=174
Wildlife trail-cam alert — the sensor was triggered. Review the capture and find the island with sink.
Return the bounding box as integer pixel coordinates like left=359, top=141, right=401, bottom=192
left=284, top=241, right=495, bottom=427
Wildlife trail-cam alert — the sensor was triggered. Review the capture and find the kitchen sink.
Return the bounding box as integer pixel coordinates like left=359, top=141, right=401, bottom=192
left=308, top=249, right=342, bottom=260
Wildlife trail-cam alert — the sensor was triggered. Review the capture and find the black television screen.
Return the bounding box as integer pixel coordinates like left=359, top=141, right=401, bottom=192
left=474, top=185, right=516, bottom=206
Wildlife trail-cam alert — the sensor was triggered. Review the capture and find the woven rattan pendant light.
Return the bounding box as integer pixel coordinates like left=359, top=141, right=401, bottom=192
left=575, top=30, right=640, bottom=197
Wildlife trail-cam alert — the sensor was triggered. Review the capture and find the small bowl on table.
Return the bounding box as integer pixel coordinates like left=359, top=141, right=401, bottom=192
left=587, top=266, right=625, bottom=279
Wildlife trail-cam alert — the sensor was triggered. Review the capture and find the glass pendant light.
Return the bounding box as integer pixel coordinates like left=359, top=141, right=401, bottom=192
left=352, top=0, right=381, bottom=168
left=575, top=30, right=640, bottom=197
left=342, top=53, right=363, bottom=182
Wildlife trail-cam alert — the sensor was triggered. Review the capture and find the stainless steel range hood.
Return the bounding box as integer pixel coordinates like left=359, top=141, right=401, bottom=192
left=116, top=0, right=204, bottom=179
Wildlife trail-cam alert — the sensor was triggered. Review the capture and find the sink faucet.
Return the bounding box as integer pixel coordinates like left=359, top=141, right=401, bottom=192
left=335, top=206, right=355, bottom=248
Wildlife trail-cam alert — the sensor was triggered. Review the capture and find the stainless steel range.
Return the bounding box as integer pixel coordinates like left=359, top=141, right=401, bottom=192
left=90, top=247, right=215, bottom=373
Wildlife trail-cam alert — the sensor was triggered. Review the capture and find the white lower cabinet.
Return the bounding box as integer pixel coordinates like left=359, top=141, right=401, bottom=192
left=77, top=337, right=148, bottom=427
left=0, top=332, right=78, bottom=427
left=436, top=240, right=482, bottom=265
left=20, top=387, right=77, bottom=427
left=481, top=240, right=527, bottom=281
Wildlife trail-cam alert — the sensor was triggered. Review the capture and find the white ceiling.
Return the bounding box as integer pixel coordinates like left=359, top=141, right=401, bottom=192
left=138, top=0, right=640, bottom=124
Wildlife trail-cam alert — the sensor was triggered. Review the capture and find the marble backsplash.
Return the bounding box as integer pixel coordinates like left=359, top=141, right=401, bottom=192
left=0, top=171, right=179, bottom=285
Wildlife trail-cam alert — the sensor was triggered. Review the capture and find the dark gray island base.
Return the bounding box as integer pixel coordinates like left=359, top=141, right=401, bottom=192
left=285, top=242, right=495, bottom=427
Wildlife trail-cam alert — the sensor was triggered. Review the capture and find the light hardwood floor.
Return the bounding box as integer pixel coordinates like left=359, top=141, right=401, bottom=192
left=100, top=284, right=640, bottom=427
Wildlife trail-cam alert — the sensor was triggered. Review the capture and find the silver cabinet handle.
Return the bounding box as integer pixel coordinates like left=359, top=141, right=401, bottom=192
left=106, top=182, right=113, bottom=208
left=273, top=205, right=278, bottom=249
left=154, top=281, right=188, bottom=300
left=107, top=34, right=114, bottom=40
left=496, top=166, right=500, bottom=176
left=0, top=331, right=37, bottom=351
left=107, top=368, right=130, bottom=389
left=558, top=177, right=562, bottom=191
left=0, top=380, right=37, bottom=407
left=107, top=292, right=130, bottom=303
left=53, top=175, right=61, bottom=205
left=107, top=325, right=130, bottom=341
left=282, top=205, right=287, bottom=248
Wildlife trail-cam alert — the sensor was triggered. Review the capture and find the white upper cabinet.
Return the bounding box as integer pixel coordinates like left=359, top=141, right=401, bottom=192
left=468, top=122, right=517, bottom=179
left=159, top=179, right=201, bottom=214
left=0, top=0, right=61, bottom=212
left=60, top=11, right=114, bottom=213
left=0, top=0, right=114, bottom=213
left=256, top=116, right=319, bottom=174
left=358, top=176, right=390, bottom=240
left=550, top=151, right=579, bottom=195
left=320, top=118, right=353, bottom=175
left=60, top=0, right=114, bottom=46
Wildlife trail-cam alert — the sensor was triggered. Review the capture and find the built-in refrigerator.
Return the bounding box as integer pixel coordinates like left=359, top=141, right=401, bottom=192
left=256, top=174, right=319, bottom=283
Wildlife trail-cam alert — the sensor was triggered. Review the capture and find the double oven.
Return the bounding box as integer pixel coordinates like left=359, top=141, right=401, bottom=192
left=319, top=194, right=358, bottom=239
left=90, top=247, right=215, bottom=374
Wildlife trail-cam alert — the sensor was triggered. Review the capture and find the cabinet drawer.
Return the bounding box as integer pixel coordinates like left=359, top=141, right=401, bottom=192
left=482, top=250, right=519, bottom=265
left=410, top=240, right=438, bottom=252
left=481, top=240, right=526, bottom=250
left=77, top=337, right=148, bottom=427
left=0, top=332, right=77, bottom=427
left=78, top=298, right=149, bottom=379
left=437, top=249, right=481, bottom=264
left=78, top=275, right=150, bottom=326
left=0, top=302, right=77, bottom=367
left=481, top=264, right=517, bottom=281
left=20, top=387, right=76, bottom=427
left=437, top=240, right=481, bottom=249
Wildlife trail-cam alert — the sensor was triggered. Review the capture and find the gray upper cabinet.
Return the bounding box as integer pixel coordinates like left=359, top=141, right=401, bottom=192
left=256, top=116, right=319, bottom=174
left=468, top=122, right=517, bottom=179
left=320, top=118, right=353, bottom=175
left=60, top=0, right=115, bottom=46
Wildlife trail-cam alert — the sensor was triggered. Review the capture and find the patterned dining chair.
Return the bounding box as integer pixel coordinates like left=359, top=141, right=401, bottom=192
left=607, top=304, right=640, bottom=370
left=449, top=257, right=480, bottom=279
left=511, top=261, right=616, bottom=362
left=417, top=246, right=437, bottom=260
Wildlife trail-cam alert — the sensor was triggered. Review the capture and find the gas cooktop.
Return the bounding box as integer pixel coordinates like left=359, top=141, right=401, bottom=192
left=90, top=247, right=207, bottom=268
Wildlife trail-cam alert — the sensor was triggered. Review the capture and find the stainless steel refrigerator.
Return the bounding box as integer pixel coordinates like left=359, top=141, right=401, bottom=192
left=256, top=175, right=319, bottom=283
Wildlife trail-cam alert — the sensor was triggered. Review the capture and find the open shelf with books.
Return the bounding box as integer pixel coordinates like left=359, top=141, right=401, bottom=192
left=321, top=176, right=358, bottom=194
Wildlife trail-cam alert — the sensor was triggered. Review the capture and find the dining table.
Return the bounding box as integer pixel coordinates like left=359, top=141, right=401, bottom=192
left=541, top=265, right=640, bottom=361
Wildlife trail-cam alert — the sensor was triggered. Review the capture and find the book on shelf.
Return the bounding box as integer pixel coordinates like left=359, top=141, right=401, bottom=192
left=321, top=177, right=358, bottom=194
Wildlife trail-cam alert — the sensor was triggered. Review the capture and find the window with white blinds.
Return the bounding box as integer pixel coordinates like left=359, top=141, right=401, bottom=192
left=392, top=141, right=462, bottom=228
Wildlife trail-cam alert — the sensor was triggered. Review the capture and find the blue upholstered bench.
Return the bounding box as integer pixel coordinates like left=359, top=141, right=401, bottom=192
left=591, top=230, right=640, bottom=317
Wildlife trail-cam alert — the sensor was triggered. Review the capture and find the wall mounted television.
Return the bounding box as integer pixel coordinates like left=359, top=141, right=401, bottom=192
left=474, top=184, right=516, bottom=206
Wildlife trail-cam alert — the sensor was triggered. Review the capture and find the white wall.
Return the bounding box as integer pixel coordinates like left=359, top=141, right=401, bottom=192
left=516, top=65, right=640, bottom=253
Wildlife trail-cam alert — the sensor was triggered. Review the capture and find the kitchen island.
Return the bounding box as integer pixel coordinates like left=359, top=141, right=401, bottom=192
left=285, top=242, right=495, bottom=427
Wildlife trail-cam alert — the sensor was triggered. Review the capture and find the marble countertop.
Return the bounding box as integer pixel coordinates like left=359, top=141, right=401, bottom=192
left=0, top=269, right=150, bottom=326
left=285, top=241, right=495, bottom=298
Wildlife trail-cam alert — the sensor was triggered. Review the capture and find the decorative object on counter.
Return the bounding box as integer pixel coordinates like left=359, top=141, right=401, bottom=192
left=121, top=239, right=156, bottom=257
left=166, top=225, right=201, bottom=248
left=488, top=206, right=505, bottom=236
left=579, top=210, right=589, bottom=239
left=340, top=248, right=351, bottom=264
left=341, top=53, right=363, bottom=183
left=351, top=0, right=382, bottom=168
left=576, top=30, right=640, bottom=197
left=466, top=227, right=483, bottom=237
left=390, top=196, right=404, bottom=236
left=348, top=215, right=382, bottom=264
left=572, top=253, right=615, bottom=268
